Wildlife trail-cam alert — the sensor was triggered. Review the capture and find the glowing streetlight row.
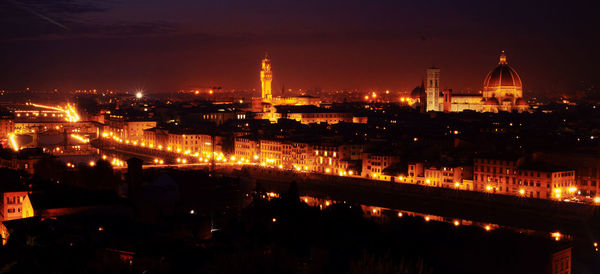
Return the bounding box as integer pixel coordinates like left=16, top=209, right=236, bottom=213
left=102, top=133, right=233, bottom=165
left=100, top=131, right=600, bottom=206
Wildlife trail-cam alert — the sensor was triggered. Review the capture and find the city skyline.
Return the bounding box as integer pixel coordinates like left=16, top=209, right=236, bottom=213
left=3, top=2, right=600, bottom=273
left=1, top=1, right=599, bottom=95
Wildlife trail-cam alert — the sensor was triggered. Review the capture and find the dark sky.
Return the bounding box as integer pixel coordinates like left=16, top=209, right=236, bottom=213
left=0, top=0, right=598, bottom=95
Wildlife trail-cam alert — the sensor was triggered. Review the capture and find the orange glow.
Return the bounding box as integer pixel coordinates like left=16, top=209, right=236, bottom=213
left=71, top=134, right=90, bottom=143
left=8, top=133, right=18, bottom=151
left=552, top=232, right=561, bottom=241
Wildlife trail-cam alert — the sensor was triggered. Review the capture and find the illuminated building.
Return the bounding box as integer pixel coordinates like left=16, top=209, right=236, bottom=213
left=270, top=105, right=354, bottom=124
left=481, top=50, right=528, bottom=112
left=0, top=113, right=14, bottom=142
left=282, top=141, right=311, bottom=170
left=361, top=152, right=400, bottom=180
left=474, top=157, right=575, bottom=199
left=259, top=139, right=283, bottom=166
left=245, top=136, right=359, bottom=175
left=258, top=138, right=316, bottom=171
left=423, top=164, right=474, bottom=190
left=166, top=131, right=213, bottom=155
left=425, top=67, right=441, bottom=112
left=253, top=54, right=321, bottom=116
left=105, top=115, right=156, bottom=142
left=535, top=151, right=600, bottom=197
left=142, top=128, right=222, bottom=156
left=407, top=162, right=425, bottom=184
left=474, top=157, right=519, bottom=194
left=403, top=162, right=473, bottom=190
left=311, top=144, right=354, bottom=175
left=234, top=137, right=260, bottom=163
left=199, top=111, right=246, bottom=126
left=426, top=51, right=529, bottom=113
left=260, top=53, right=273, bottom=101
left=441, top=90, right=484, bottom=112
left=182, top=104, right=248, bottom=126
left=0, top=189, right=34, bottom=221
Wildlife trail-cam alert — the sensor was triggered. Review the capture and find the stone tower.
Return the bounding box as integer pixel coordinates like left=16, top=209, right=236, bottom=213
left=260, top=53, right=273, bottom=101
left=425, top=67, right=441, bottom=112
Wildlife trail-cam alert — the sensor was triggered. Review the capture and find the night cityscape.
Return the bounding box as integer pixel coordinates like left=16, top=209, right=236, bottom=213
left=1, top=1, right=600, bottom=273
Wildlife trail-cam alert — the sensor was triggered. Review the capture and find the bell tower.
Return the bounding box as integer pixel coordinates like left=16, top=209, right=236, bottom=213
left=260, top=53, right=273, bottom=101
left=425, top=67, right=441, bottom=112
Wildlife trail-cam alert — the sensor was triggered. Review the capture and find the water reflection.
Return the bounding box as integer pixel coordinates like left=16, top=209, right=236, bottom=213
left=261, top=191, right=572, bottom=243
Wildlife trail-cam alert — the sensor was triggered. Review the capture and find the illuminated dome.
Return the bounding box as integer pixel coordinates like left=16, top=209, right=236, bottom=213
left=482, top=51, right=523, bottom=100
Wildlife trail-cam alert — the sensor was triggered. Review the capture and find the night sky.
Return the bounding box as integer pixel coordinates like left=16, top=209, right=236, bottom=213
left=0, top=0, right=598, bottom=95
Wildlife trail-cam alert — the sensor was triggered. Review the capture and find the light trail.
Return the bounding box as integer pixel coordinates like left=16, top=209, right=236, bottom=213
left=7, top=133, right=19, bottom=151
left=70, top=134, right=90, bottom=143
left=28, top=103, right=81, bottom=122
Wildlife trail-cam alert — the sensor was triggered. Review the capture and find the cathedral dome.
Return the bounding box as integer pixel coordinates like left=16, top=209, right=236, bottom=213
left=484, top=51, right=522, bottom=89
left=483, top=51, right=523, bottom=98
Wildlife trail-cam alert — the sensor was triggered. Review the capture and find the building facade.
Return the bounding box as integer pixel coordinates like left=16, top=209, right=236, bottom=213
left=474, top=157, right=576, bottom=199
left=0, top=190, right=34, bottom=221
left=0, top=114, right=14, bottom=143
left=361, top=152, right=401, bottom=180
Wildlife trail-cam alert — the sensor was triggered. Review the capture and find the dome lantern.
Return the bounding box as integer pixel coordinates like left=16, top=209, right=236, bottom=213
left=499, top=50, right=507, bottom=64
